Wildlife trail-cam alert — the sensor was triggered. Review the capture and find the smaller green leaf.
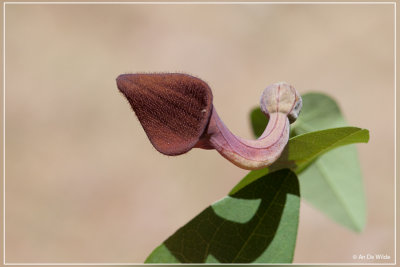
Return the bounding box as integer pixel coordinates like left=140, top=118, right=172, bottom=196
left=229, top=127, right=369, bottom=195
left=146, top=169, right=300, bottom=263
left=251, top=107, right=296, bottom=138
left=250, top=108, right=268, bottom=137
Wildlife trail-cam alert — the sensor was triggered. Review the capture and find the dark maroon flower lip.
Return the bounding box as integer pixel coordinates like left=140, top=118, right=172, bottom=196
left=116, top=73, right=213, bottom=156
left=116, top=73, right=302, bottom=170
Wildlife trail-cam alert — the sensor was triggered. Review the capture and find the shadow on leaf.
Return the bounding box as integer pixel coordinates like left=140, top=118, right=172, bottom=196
left=146, top=169, right=300, bottom=263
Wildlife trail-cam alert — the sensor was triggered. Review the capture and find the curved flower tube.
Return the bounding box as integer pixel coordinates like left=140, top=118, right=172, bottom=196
left=116, top=73, right=302, bottom=170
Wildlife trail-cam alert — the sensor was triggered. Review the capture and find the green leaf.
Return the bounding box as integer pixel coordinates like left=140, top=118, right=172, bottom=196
left=230, top=126, right=369, bottom=194
left=250, top=108, right=268, bottom=137
left=146, top=169, right=300, bottom=263
left=247, top=93, right=369, bottom=232
left=294, top=93, right=368, bottom=232
left=292, top=93, right=347, bottom=132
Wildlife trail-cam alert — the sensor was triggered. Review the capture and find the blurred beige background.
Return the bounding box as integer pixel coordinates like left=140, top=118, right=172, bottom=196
left=4, top=3, right=394, bottom=264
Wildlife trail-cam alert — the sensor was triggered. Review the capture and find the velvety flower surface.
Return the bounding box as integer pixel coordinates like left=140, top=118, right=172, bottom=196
left=117, top=73, right=213, bottom=155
